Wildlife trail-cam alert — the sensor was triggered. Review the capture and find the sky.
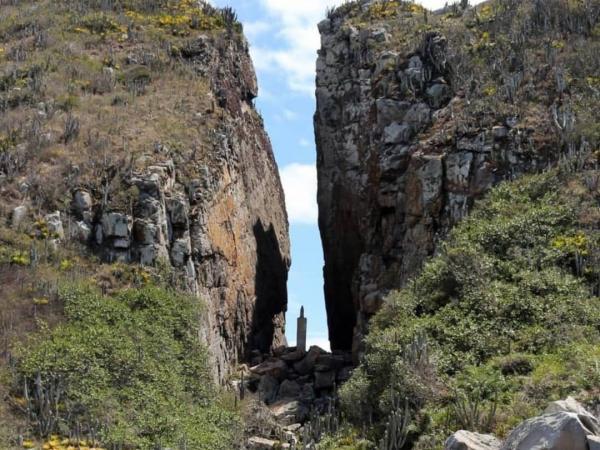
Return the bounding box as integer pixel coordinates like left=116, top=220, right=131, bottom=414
left=210, top=0, right=483, bottom=351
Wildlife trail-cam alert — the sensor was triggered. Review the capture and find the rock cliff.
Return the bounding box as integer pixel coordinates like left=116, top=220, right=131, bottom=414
left=315, top=0, right=598, bottom=353
left=0, top=0, right=289, bottom=380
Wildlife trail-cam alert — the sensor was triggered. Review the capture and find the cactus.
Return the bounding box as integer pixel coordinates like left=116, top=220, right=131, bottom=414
left=379, top=395, right=411, bottom=450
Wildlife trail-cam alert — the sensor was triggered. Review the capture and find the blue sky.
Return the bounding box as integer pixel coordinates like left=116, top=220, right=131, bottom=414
left=210, top=0, right=483, bottom=350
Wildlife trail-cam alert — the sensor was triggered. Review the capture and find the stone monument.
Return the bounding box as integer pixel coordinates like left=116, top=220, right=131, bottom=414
left=296, top=306, right=307, bottom=353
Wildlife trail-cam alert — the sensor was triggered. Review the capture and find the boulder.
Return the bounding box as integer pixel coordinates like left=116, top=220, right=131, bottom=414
left=45, top=211, right=64, bottom=239
left=544, top=397, right=595, bottom=420
left=269, top=400, right=309, bottom=426
left=426, top=83, right=451, bottom=109
left=278, top=379, right=301, bottom=400
left=258, top=375, right=279, bottom=405
left=11, top=205, right=27, bottom=229
left=73, top=190, right=92, bottom=216
left=281, top=349, right=305, bottom=362
left=314, top=370, right=336, bottom=390
left=445, top=430, right=501, bottom=450
left=248, top=436, right=279, bottom=449
left=501, top=411, right=600, bottom=450
left=251, top=359, right=288, bottom=380
left=315, top=353, right=345, bottom=372
left=293, top=346, right=323, bottom=375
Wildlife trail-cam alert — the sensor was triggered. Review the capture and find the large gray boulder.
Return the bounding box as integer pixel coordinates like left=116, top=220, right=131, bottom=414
left=73, top=190, right=92, bottom=218
left=247, top=436, right=279, bottom=450
left=293, top=346, right=323, bottom=375
left=501, top=411, right=600, bottom=450
left=588, top=435, right=600, bottom=450
left=250, top=359, right=288, bottom=380
left=544, top=397, right=596, bottom=420
left=445, top=430, right=501, bottom=450
left=258, top=375, right=279, bottom=405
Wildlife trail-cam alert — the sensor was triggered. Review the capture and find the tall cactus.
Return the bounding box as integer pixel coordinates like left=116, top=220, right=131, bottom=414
left=379, top=395, right=411, bottom=450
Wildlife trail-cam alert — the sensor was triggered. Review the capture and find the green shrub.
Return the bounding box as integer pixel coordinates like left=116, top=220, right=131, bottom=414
left=15, top=283, right=240, bottom=449
left=340, top=170, right=600, bottom=442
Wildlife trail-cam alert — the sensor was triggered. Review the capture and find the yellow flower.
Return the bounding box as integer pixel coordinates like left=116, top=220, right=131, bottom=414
left=22, top=440, right=35, bottom=449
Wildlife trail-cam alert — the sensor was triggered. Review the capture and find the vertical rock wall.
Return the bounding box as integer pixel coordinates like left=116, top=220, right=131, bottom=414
left=74, top=35, right=290, bottom=381
left=315, top=2, right=566, bottom=354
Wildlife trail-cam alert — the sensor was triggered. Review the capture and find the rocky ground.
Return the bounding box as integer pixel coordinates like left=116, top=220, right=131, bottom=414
left=238, top=345, right=353, bottom=449
left=445, top=397, right=600, bottom=450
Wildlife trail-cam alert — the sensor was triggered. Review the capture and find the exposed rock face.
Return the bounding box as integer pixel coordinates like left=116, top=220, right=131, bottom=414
left=3, top=28, right=289, bottom=381
left=315, top=2, right=568, bottom=352
left=247, top=345, right=353, bottom=424
left=91, top=35, right=291, bottom=380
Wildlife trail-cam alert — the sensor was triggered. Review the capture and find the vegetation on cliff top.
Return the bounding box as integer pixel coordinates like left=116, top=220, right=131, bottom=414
left=313, top=1, right=600, bottom=448
left=0, top=0, right=245, bottom=216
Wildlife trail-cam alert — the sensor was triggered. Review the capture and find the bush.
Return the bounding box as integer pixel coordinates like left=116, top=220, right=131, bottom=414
left=340, top=170, right=600, bottom=443
left=15, top=283, right=240, bottom=449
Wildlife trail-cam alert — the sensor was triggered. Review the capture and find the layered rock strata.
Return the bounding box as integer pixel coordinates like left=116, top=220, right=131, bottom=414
left=3, top=27, right=289, bottom=381
left=315, top=1, right=580, bottom=353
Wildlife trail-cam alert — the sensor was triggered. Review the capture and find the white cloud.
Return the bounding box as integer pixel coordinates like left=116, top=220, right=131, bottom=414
left=243, top=20, right=271, bottom=40
left=280, top=163, right=318, bottom=225
left=244, top=0, right=485, bottom=96
left=282, top=108, right=297, bottom=120
left=299, top=138, right=312, bottom=148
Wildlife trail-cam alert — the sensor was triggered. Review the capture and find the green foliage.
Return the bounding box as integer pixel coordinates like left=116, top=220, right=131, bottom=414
left=16, top=284, right=240, bottom=449
left=340, top=170, right=600, bottom=443
left=78, top=13, right=121, bottom=34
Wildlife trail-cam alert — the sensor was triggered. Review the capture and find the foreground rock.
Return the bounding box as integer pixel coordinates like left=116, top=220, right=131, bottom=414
left=444, top=398, right=600, bottom=450
left=445, top=430, right=501, bottom=450
left=316, top=0, right=576, bottom=356
left=501, top=412, right=600, bottom=450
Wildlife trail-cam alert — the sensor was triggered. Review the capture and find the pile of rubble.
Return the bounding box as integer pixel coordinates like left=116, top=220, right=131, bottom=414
left=241, top=344, right=353, bottom=449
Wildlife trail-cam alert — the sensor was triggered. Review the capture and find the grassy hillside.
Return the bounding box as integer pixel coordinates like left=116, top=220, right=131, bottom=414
left=326, top=165, right=600, bottom=449
left=0, top=0, right=239, bottom=215
left=9, top=284, right=240, bottom=449
left=0, top=1, right=245, bottom=448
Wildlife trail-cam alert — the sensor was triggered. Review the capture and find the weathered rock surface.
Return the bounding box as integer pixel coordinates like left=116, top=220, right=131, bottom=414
left=444, top=398, right=600, bottom=450
left=315, top=2, right=568, bottom=353
left=445, top=430, right=501, bottom=450
left=2, top=29, right=289, bottom=382
left=247, top=436, right=279, bottom=450
left=501, top=411, right=600, bottom=450
left=244, top=345, right=353, bottom=439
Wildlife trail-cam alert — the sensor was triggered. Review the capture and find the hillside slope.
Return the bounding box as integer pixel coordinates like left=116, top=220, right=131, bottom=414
left=0, top=0, right=290, bottom=447
left=338, top=167, right=599, bottom=448
left=0, top=0, right=290, bottom=381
